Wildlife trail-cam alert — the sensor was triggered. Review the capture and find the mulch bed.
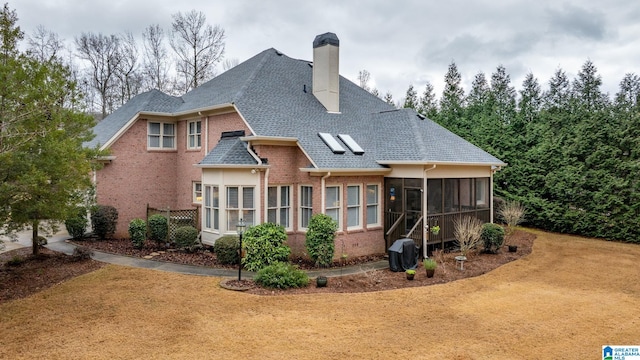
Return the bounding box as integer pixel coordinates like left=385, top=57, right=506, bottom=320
left=1, top=230, right=534, bottom=301
left=0, top=247, right=104, bottom=303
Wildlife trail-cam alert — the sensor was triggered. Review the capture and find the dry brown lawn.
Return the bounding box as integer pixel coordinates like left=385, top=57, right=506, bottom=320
left=1, top=229, right=639, bottom=359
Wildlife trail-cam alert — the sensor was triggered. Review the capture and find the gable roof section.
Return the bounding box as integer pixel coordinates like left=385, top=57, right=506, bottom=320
left=199, top=137, right=258, bottom=167
left=85, top=89, right=183, bottom=149
left=91, top=46, right=504, bottom=168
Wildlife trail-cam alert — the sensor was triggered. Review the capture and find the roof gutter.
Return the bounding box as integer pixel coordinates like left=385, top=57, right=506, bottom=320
left=377, top=160, right=508, bottom=167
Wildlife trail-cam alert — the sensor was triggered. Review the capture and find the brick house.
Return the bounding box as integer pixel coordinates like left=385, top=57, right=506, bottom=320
left=87, top=33, right=505, bottom=259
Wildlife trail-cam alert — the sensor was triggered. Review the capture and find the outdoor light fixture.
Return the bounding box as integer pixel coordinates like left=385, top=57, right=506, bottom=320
left=236, top=218, right=246, bottom=281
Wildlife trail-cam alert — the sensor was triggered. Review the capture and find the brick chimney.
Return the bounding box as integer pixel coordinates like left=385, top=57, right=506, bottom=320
left=312, top=32, right=339, bottom=113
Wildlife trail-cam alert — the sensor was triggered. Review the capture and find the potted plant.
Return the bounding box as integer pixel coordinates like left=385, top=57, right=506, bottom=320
left=316, top=276, right=328, bottom=288
left=423, top=258, right=437, bottom=278
left=430, top=225, right=440, bottom=236
left=405, top=269, right=416, bottom=280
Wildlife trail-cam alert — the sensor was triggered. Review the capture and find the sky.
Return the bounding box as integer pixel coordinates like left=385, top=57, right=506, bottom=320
left=11, top=0, right=640, bottom=103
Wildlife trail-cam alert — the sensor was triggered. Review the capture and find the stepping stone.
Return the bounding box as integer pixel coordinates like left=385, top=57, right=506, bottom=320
left=143, top=255, right=154, bottom=259
left=149, top=252, right=160, bottom=256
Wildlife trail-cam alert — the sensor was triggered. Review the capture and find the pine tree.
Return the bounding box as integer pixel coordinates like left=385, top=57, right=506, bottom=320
left=0, top=4, right=101, bottom=254
left=403, top=84, right=418, bottom=109
left=417, top=81, right=438, bottom=119
left=383, top=91, right=395, bottom=107
left=490, top=65, right=516, bottom=125
left=518, top=72, right=542, bottom=123
left=439, top=61, right=465, bottom=128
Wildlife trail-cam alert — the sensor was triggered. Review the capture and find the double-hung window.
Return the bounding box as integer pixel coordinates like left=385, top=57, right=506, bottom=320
left=366, top=184, right=380, bottom=226
left=204, top=185, right=219, bottom=230
left=187, top=120, right=201, bottom=149
left=268, top=185, right=291, bottom=229
left=226, top=186, right=255, bottom=231
left=300, top=186, right=313, bottom=229
left=148, top=122, right=175, bottom=149
left=325, top=185, right=341, bottom=229
left=346, top=185, right=361, bottom=229
left=193, top=182, right=202, bottom=203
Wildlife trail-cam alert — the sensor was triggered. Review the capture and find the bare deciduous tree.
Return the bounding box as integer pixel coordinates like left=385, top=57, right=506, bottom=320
left=115, top=32, right=142, bottom=105
left=358, top=69, right=371, bottom=92
left=75, top=32, right=122, bottom=118
left=26, top=25, right=63, bottom=62
left=222, top=57, right=239, bottom=72
left=170, top=9, right=225, bottom=93
left=142, top=24, right=171, bottom=93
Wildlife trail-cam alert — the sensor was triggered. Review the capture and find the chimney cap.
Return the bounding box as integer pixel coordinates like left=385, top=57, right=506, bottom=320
left=313, top=32, right=339, bottom=48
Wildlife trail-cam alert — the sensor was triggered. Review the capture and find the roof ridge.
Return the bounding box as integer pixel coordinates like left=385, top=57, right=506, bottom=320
left=232, top=48, right=276, bottom=102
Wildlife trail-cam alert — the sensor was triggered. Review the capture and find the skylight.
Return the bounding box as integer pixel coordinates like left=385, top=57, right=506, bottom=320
left=338, top=134, right=364, bottom=155
left=318, top=133, right=345, bottom=154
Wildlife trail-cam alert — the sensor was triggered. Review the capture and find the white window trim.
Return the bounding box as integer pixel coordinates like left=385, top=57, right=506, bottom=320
left=346, top=184, right=362, bottom=230
left=325, top=185, right=342, bottom=231
left=203, top=185, right=219, bottom=232
left=147, top=121, right=176, bottom=150
left=226, top=186, right=256, bottom=232
left=299, top=185, right=313, bottom=231
left=193, top=182, right=202, bottom=203
left=267, top=185, right=292, bottom=230
left=187, top=120, right=202, bottom=150
left=366, top=183, right=381, bottom=227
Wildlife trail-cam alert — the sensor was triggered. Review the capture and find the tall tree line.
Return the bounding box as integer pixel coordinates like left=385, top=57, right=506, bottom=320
left=26, top=9, right=227, bottom=120
left=397, top=61, right=640, bottom=242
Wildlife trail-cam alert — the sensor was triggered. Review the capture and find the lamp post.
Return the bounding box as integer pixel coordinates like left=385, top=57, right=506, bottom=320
left=236, top=218, right=246, bottom=281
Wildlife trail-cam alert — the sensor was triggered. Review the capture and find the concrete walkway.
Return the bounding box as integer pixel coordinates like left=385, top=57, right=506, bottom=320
left=41, top=237, right=389, bottom=279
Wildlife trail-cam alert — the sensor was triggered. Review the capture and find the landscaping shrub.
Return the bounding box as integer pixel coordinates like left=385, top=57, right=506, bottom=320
left=243, top=223, right=290, bottom=272
left=481, top=223, right=505, bottom=254
left=65, top=206, right=88, bottom=239
left=91, top=205, right=118, bottom=240
left=174, top=225, right=200, bottom=251
left=148, top=214, right=168, bottom=244
left=128, top=218, right=147, bottom=249
left=71, top=246, right=94, bottom=261
left=454, top=216, right=483, bottom=256
left=213, top=235, right=240, bottom=265
left=305, top=214, right=337, bottom=267
left=254, top=262, right=309, bottom=289
left=499, top=200, right=526, bottom=241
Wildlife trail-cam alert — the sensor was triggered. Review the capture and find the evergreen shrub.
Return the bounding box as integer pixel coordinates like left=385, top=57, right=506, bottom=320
left=213, top=235, right=240, bottom=265
left=255, top=262, right=309, bottom=289
left=128, top=218, right=147, bottom=249
left=242, top=223, right=290, bottom=272
left=91, top=205, right=118, bottom=240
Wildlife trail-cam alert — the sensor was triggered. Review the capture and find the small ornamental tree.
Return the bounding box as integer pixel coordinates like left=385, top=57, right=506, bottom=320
left=242, top=223, right=290, bottom=272
left=305, top=214, right=337, bottom=267
left=91, top=205, right=118, bottom=240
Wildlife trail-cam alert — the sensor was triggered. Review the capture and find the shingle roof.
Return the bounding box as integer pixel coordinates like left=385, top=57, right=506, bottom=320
left=200, top=137, right=258, bottom=166
left=89, top=47, right=504, bottom=168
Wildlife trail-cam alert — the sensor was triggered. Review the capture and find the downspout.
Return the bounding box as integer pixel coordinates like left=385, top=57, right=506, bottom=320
left=263, top=168, right=270, bottom=225
left=490, top=166, right=500, bottom=223
left=423, top=164, right=437, bottom=258
left=321, top=172, right=331, bottom=214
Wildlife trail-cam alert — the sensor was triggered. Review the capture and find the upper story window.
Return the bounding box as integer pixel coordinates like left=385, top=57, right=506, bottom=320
left=148, top=122, right=175, bottom=149
left=187, top=120, right=201, bottom=149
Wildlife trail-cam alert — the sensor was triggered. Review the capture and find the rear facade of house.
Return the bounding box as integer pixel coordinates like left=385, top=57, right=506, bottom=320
left=87, top=33, right=505, bottom=259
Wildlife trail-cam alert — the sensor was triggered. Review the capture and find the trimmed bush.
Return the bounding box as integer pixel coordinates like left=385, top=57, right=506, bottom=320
left=148, top=214, right=168, bottom=244
left=255, top=262, right=309, bottom=289
left=305, top=214, right=337, bottom=267
left=213, top=235, right=240, bottom=265
left=91, top=205, right=118, bottom=240
left=128, top=218, right=147, bottom=249
left=174, top=225, right=199, bottom=251
left=65, top=206, right=88, bottom=239
left=243, top=223, right=290, bottom=272
left=481, top=223, right=505, bottom=254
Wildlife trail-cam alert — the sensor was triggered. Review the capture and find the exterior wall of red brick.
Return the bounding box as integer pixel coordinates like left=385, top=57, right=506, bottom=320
left=96, top=111, right=249, bottom=237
